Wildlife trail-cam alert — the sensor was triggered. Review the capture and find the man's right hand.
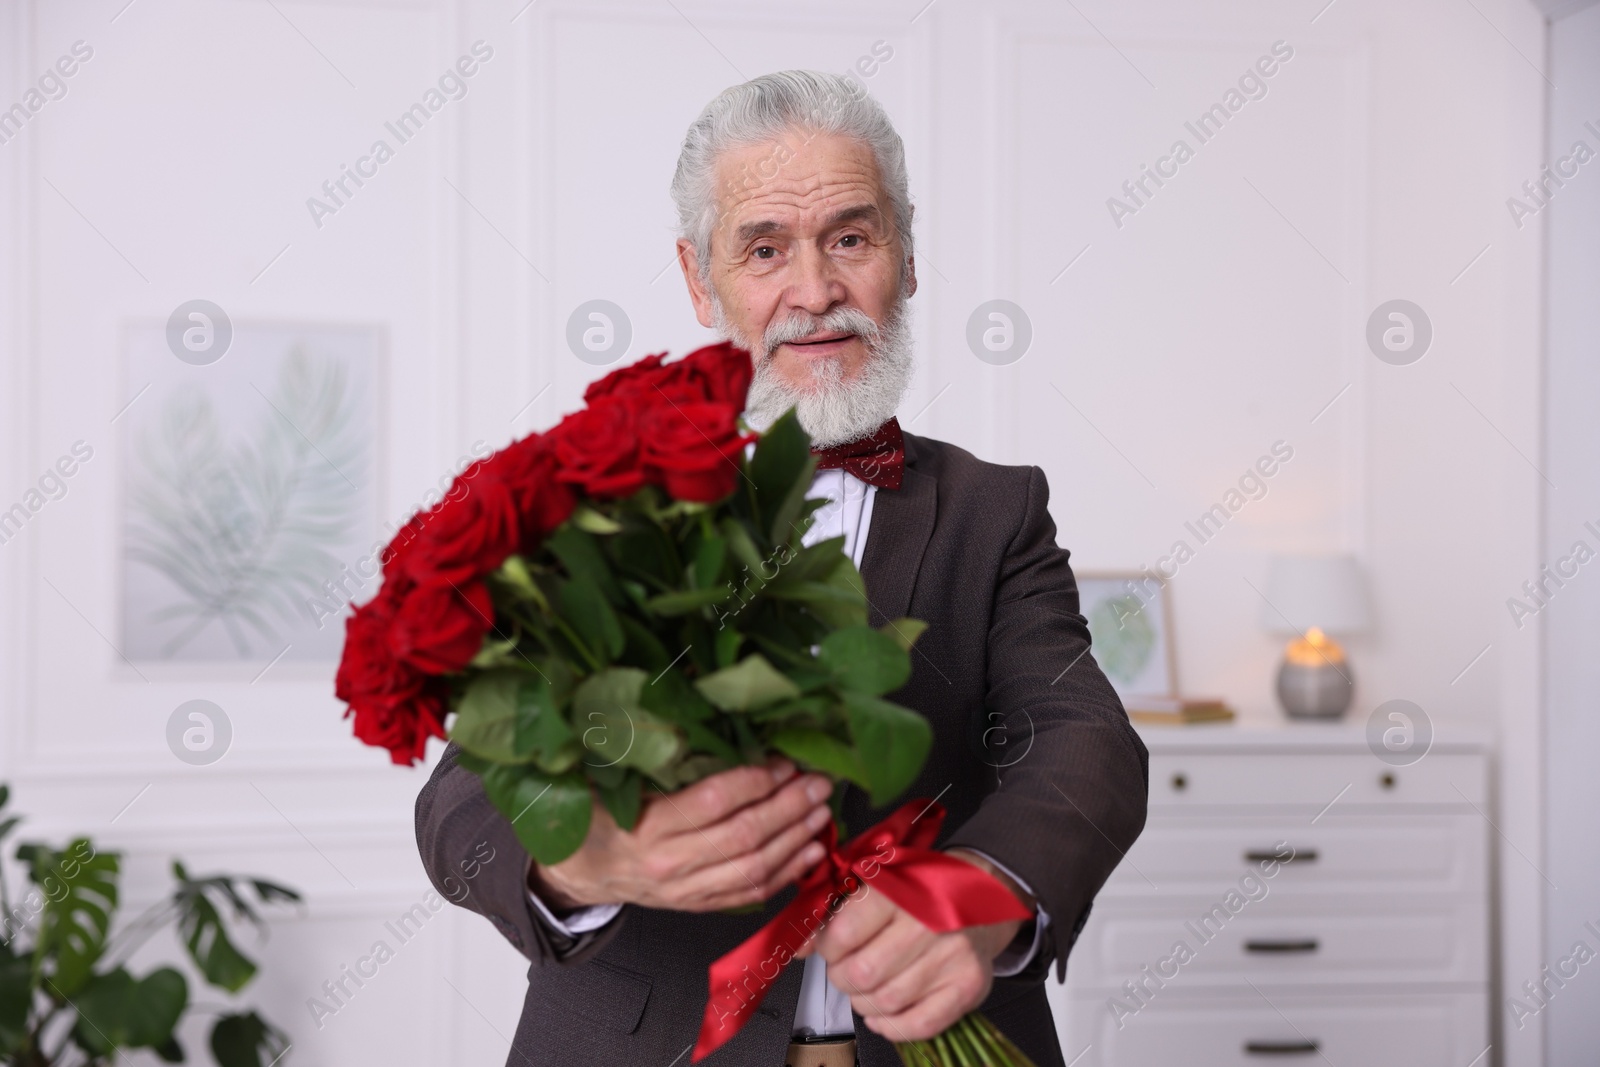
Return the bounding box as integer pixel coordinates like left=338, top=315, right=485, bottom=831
left=528, top=760, right=834, bottom=914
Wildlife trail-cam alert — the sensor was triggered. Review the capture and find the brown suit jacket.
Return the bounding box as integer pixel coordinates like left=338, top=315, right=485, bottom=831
left=415, top=431, right=1149, bottom=1066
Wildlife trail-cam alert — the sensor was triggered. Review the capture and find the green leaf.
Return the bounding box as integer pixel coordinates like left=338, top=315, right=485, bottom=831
left=819, top=626, right=912, bottom=696
left=719, top=517, right=769, bottom=580
left=770, top=728, right=870, bottom=788
left=639, top=667, right=714, bottom=724
left=482, top=765, right=592, bottom=866
left=764, top=580, right=866, bottom=626
left=693, top=533, right=727, bottom=590
left=19, top=839, right=118, bottom=998
left=748, top=693, right=833, bottom=724
left=0, top=942, right=30, bottom=1055
left=211, top=1011, right=290, bottom=1067
left=652, top=752, right=735, bottom=790
left=842, top=692, right=933, bottom=806
left=491, top=554, right=549, bottom=611
left=72, top=966, right=188, bottom=1053
left=595, top=773, right=642, bottom=831
left=557, top=574, right=625, bottom=663
left=574, top=668, right=685, bottom=775
left=880, top=617, right=929, bottom=653
left=762, top=537, right=846, bottom=589
left=571, top=505, right=624, bottom=534
left=619, top=615, right=672, bottom=675
left=453, top=667, right=578, bottom=771
left=679, top=721, right=742, bottom=766
left=748, top=409, right=817, bottom=542
left=695, top=654, right=802, bottom=712
left=451, top=670, right=524, bottom=763
left=179, top=889, right=257, bottom=992
left=644, top=585, right=734, bottom=616
left=547, top=525, right=621, bottom=602
left=516, top=670, right=580, bottom=773
left=715, top=626, right=742, bottom=668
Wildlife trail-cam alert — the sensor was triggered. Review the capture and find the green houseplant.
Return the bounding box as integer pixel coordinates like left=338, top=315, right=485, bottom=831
left=0, top=785, right=299, bottom=1066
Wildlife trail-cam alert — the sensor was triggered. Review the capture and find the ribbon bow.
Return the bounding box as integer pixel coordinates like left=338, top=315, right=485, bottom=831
left=692, top=799, right=1032, bottom=1061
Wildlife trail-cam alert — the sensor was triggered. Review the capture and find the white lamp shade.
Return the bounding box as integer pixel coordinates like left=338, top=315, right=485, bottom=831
left=1261, top=554, right=1371, bottom=635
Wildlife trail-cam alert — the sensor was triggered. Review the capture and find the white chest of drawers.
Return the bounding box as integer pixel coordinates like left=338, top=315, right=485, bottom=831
left=1049, top=720, right=1491, bottom=1067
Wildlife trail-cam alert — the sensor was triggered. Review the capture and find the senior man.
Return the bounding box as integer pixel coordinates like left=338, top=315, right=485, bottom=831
left=416, top=70, right=1148, bottom=1067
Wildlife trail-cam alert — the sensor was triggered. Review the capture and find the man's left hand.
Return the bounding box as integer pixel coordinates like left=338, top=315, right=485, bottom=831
left=795, top=849, right=1031, bottom=1042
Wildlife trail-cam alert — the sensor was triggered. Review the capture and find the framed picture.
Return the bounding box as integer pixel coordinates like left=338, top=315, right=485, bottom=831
left=1075, top=571, right=1178, bottom=702
left=118, top=319, right=383, bottom=663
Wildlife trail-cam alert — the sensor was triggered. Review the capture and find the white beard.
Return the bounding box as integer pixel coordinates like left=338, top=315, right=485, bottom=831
left=712, top=293, right=915, bottom=449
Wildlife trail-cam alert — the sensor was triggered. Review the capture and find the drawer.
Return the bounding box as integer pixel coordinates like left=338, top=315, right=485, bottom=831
left=1067, top=893, right=1487, bottom=988
left=1149, top=752, right=1487, bottom=807
left=1050, top=989, right=1489, bottom=1067
left=1102, top=814, right=1486, bottom=894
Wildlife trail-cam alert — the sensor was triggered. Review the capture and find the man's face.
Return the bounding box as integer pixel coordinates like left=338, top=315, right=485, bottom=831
left=678, top=130, right=916, bottom=392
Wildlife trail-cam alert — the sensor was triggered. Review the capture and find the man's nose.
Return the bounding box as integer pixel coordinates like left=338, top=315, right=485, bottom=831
left=784, top=244, right=846, bottom=316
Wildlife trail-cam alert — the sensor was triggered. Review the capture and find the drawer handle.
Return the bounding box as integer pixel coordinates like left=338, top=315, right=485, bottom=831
left=1244, top=939, right=1319, bottom=954
left=1245, top=1040, right=1320, bottom=1055
left=1245, top=848, right=1317, bottom=864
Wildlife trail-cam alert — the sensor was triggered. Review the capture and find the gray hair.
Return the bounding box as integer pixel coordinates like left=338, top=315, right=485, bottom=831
left=670, top=70, right=914, bottom=282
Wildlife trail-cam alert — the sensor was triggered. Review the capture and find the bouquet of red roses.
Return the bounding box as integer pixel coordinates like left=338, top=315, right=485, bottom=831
left=335, top=343, right=1038, bottom=1066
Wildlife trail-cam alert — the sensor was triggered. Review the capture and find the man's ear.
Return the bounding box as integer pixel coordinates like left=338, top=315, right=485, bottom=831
left=904, top=254, right=918, bottom=299
left=677, top=239, right=716, bottom=329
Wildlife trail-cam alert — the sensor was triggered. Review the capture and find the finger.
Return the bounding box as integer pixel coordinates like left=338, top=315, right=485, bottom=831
left=758, top=816, right=831, bottom=894
left=814, top=883, right=897, bottom=964
left=826, top=911, right=931, bottom=999
left=644, top=763, right=795, bottom=836
left=665, top=805, right=831, bottom=909
left=862, top=971, right=986, bottom=1044
left=671, top=774, right=831, bottom=870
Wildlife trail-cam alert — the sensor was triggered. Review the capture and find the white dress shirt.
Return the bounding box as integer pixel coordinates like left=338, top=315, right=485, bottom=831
left=527, top=466, right=1048, bottom=1038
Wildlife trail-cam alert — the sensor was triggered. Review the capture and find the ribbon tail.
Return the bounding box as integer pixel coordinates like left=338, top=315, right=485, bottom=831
left=692, top=887, right=831, bottom=1062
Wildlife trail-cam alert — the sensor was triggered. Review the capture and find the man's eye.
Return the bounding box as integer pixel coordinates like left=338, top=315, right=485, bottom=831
left=753, top=245, right=777, bottom=259
left=839, top=234, right=861, bottom=248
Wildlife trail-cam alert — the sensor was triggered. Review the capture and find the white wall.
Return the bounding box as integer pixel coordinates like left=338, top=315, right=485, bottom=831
left=1542, top=4, right=1600, bottom=1064
left=0, top=0, right=1550, bottom=1063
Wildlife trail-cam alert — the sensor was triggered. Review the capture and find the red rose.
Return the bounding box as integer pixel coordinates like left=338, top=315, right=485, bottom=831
left=402, top=469, right=520, bottom=586
left=336, top=596, right=447, bottom=765
left=388, top=580, right=495, bottom=674
left=480, top=434, right=575, bottom=549
left=347, top=685, right=448, bottom=766
left=552, top=395, right=650, bottom=498
left=640, top=399, right=753, bottom=502
left=583, top=352, right=669, bottom=403
left=658, top=342, right=754, bottom=408
left=380, top=511, right=429, bottom=591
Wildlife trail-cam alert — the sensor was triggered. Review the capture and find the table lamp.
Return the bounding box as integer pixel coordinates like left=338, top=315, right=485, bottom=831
left=1261, top=554, right=1371, bottom=719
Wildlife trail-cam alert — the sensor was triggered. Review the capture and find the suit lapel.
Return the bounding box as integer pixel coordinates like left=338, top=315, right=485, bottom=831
left=858, top=435, right=936, bottom=626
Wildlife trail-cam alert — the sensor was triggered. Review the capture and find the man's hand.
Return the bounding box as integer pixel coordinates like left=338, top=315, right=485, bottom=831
left=528, top=759, right=834, bottom=914
left=796, top=849, right=1031, bottom=1041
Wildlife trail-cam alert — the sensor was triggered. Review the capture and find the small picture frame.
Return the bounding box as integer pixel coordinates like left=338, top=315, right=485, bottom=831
left=1074, top=570, right=1178, bottom=702
left=118, top=319, right=384, bottom=664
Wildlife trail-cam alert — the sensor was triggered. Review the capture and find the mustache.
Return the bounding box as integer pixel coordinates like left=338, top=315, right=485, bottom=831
left=761, top=306, right=883, bottom=358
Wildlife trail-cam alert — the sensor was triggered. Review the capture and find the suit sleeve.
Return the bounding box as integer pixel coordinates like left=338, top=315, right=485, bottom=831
left=941, top=466, right=1150, bottom=981
left=415, top=742, right=625, bottom=966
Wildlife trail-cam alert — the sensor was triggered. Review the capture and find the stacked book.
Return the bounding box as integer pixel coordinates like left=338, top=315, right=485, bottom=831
left=1125, top=695, right=1235, bottom=725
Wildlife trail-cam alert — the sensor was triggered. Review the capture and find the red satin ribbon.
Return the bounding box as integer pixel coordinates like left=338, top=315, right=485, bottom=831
left=691, top=799, right=1032, bottom=1061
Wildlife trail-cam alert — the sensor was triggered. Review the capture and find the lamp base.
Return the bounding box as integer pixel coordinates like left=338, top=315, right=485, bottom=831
left=1276, top=659, right=1354, bottom=720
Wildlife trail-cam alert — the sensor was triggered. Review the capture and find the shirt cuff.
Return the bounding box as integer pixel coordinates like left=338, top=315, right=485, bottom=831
left=524, top=856, right=622, bottom=936
left=960, top=848, right=1051, bottom=978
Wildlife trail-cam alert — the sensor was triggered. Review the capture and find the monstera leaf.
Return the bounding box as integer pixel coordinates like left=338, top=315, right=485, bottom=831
left=171, top=862, right=301, bottom=993
left=69, top=966, right=187, bottom=1057
left=17, top=839, right=119, bottom=998
left=211, top=1010, right=291, bottom=1067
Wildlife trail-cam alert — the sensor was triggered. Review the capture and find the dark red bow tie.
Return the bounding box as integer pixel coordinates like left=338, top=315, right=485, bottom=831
left=812, top=417, right=904, bottom=490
